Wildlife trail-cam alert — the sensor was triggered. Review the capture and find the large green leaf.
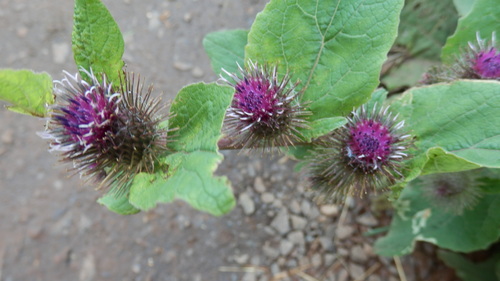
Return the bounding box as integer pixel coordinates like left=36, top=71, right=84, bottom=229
left=245, top=0, right=403, bottom=120
left=98, top=192, right=140, bottom=215
left=203, top=29, right=248, bottom=79
left=0, top=69, right=53, bottom=117
left=438, top=250, right=500, bottom=281
left=453, top=0, right=476, bottom=17
left=442, top=0, right=500, bottom=63
left=392, top=80, right=500, bottom=178
left=375, top=174, right=500, bottom=256
left=396, top=0, right=458, bottom=59
left=72, top=0, right=124, bottom=85
left=125, top=83, right=236, bottom=216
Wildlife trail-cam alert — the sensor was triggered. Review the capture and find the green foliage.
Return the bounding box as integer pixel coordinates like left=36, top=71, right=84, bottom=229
left=72, top=0, right=125, bottom=85
left=100, top=83, right=236, bottom=216
left=442, top=0, right=500, bottom=63
left=374, top=171, right=500, bottom=256
left=203, top=29, right=248, bottom=79
left=0, top=70, right=53, bottom=117
left=438, top=250, right=500, bottom=281
left=245, top=0, right=403, bottom=120
left=298, top=117, right=345, bottom=142
left=396, top=0, right=458, bottom=59
left=97, top=192, right=140, bottom=215
left=453, top=0, right=476, bottom=17
left=390, top=80, right=500, bottom=180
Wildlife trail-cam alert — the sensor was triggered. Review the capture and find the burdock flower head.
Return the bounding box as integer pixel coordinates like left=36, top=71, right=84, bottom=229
left=468, top=32, right=500, bottom=79
left=39, top=69, right=170, bottom=194
left=421, top=32, right=500, bottom=83
left=220, top=60, right=310, bottom=151
left=420, top=171, right=483, bottom=215
left=309, top=105, right=412, bottom=201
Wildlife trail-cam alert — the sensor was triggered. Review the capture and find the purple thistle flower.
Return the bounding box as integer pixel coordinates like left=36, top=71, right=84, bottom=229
left=421, top=171, right=482, bottom=215
left=220, top=61, right=310, bottom=151
left=39, top=69, right=171, bottom=194
left=420, top=32, right=500, bottom=83
left=309, top=105, right=412, bottom=201
left=471, top=47, right=500, bottom=78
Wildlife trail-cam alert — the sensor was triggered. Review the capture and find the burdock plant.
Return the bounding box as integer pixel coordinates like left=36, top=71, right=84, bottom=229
left=39, top=69, right=170, bottom=194
left=309, top=105, right=412, bottom=201
left=219, top=61, right=310, bottom=152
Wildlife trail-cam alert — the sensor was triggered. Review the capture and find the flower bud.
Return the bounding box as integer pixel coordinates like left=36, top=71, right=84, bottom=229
left=220, top=61, right=310, bottom=152
left=39, top=69, right=171, bottom=194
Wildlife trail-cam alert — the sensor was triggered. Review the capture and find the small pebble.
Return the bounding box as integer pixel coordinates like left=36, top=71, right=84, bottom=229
left=270, top=208, right=290, bottom=235
left=320, top=204, right=339, bottom=217
left=173, top=61, right=192, bottom=71
left=191, top=66, right=204, bottom=78
left=336, top=225, right=354, bottom=240
left=239, top=193, right=255, bottom=215
left=261, top=192, right=275, bottom=204
left=253, top=177, right=266, bottom=193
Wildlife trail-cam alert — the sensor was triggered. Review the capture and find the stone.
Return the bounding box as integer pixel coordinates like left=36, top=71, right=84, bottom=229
left=173, top=61, right=192, bottom=71
left=253, top=177, right=266, bottom=193
left=290, top=215, right=307, bottom=230
left=349, top=263, right=364, bottom=279
left=311, top=253, right=322, bottom=268
left=79, top=253, right=96, bottom=281
left=356, top=212, right=378, bottom=226
left=350, top=245, right=368, bottom=263
left=262, top=242, right=280, bottom=259
left=318, top=236, right=333, bottom=251
left=234, top=254, right=249, bottom=265
left=300, top=200, right=312, bottom=217
left=191, top=66, right=204, bottom=78
left=288, top=200, right=301, bottom=214
left=337, top=269, right=349, bottom=281
left=324, top=254, right=335, bottom=266
left=335, top=225, right=354, bottom=240
left=287, top=231, right=305, bottom=248
left=239, top=192, right=255, bottom=215
left=320, top=204, right=339, bottom=217
left=279, top=240, right=294, bottom=256
left=261, top=192, right=275, bottom=204
left=242, top=272, right=257, bottom=281
left=271, top=208, right=290, bottom=235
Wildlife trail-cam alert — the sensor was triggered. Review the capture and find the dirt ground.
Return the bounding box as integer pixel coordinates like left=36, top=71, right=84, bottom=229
left=0, top=1, right=459, bottom=281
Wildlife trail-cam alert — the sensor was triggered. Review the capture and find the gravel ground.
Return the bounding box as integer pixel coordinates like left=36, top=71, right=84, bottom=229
left=0, top=0, right=459, bottom=280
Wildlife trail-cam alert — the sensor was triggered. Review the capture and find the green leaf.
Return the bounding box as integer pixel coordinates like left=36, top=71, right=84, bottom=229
left=421, top=147, right=481, bottom=175
left=0, top=69, right=53, bottom=117
left=299, top=116, right=346, bottom=142
left=396, top=0, right=458, bottom=59
left=168, top=83, right=235, bottom=152
left=442, top=0, right=500, bottom=63
left=375, top=175, right=500, bottom=256
left=438, top=250, right=500, bottom=281
left=129, top=152, right=234, bottom=216
left=203, top=29, right=248, bottom=79
left=394, top=80, right=500, bottom=177
left=72, top=0, right=125, bottom=85
left=453, top=0, right=476, bottom=17
left=98, top=192, right=140, bottom=215
left=245, top=0, right=404, bottom=120
left=128, top=83, right=236, bottom=216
